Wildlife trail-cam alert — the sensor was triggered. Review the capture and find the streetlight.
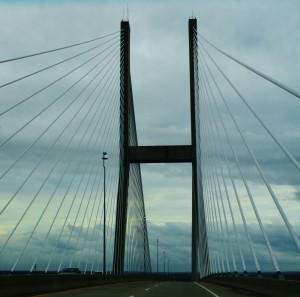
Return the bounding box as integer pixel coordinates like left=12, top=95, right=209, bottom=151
left=102, top=152, right=108, bottom=275
left=143, top=216, right=146, bottom=274
left=156, top=239, right=159, bottom=274
left=163, top=251, right=165, bottom=274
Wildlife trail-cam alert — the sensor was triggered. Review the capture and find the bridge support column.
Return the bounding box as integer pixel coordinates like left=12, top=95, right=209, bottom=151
left=113, top=20, right=130, bottom=275
left=189, top=18, right=209, bottom=280
left=113, top=18, right=209, bottom=278
left=189, top=18, right=199, bottom=281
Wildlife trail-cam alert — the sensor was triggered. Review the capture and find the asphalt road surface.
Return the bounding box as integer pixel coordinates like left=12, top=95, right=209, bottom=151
left=33, top=281, right=267, bottom=297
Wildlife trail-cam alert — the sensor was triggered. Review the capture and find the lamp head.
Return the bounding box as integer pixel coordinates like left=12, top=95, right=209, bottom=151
left=102, top=152, right=108, bottom=160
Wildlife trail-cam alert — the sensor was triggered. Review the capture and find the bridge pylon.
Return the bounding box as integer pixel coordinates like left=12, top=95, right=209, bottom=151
left=113, top=19, right=209, bottom=279
left=189, top=18, right=210, bottom=280
left=113, top=20, right=131, bottom=275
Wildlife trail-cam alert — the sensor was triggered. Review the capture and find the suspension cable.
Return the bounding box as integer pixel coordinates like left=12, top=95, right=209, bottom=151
left=197, top=31, right=300, bottom=100
left=0, top=31, right=121, bottom=64
left=0, top=51, right=120, bottom=218
left=199, top=75, right=247, bottom=273
left=198, top=39, right=300, bottom=172
left=199, top=48, right=282, bottom=274
left=46, top=65, right=120, bottom=272
left=0, top=35, right=120, bottom=90
left=198, top=66, right=229, bottom=273
left=0, top=39, right=120, bottom=119
left=1, top=52, right=120, bottom=263
left=12, top=54, right=120, bottom=272
left=30, top=60, right=119, bottom=272
left=199, top=40, right=300, bottom=253
left=77, top=74, right=120, bottom=269
left=0, top=49, right=120, bottom=185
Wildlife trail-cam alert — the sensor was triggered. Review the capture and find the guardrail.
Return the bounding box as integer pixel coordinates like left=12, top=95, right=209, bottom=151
left=3, top=272, right=299, bottom=297
left=204, top=275, right=300, bottom=297
left=0, top=274, right=139, bottom=297
left=0, top=273, right=192, bottom=297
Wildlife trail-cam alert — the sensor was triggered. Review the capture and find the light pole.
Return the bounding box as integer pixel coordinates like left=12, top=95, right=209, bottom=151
left=143, top=216, right=146, bottom=274
left=163, top=251, right=165, bottom=274
left=102, top=152, right=108, bottom=275
left=156, top=239, right=159, bottom=274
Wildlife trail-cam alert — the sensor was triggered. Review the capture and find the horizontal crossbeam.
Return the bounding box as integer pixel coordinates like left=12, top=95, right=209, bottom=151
left=128, top=145, right=193, bottom=163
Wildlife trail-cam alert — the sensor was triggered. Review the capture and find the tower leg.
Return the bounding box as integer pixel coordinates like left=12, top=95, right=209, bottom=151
left=113, top=20, right=131, bottom=275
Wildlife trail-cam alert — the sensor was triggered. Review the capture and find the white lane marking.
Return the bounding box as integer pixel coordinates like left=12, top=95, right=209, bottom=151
left=194, top=282, right=221, bottom=297
left=155, top=285, right=158, bottom=287
left=145, top=288, right=151, bottom=291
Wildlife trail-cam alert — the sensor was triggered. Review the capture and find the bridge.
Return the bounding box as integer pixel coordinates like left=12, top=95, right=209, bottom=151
left=0, top=16, right=300, bottom=297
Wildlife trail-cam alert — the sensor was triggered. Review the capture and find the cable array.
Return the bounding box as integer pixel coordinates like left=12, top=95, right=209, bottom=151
left=124, top=82, right=151, bottom=273
left=125, top=163, right=151, bottom=273
left=0, top=30, right=122, bottom=273
left=112, top=21, right=151, bottom=274
left=2, top=19, right=297, bottom=278
left=195, top=28, right=300, bottom=276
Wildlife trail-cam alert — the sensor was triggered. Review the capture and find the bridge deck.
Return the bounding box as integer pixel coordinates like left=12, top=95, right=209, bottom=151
left=30, top=281, right=265, bottom=297
left=2, top=274, right=300, bottom=297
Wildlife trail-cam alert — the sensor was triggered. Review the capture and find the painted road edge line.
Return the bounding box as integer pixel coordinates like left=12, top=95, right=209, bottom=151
left=194, top=282, right=221, bottom=297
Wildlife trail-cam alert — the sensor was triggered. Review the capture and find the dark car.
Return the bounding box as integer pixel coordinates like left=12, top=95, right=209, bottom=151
left=58, top=267, right=81, bottom=274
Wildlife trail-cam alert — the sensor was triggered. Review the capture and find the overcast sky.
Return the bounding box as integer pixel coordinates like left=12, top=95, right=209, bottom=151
left=0, top=0, right=300, bottom=274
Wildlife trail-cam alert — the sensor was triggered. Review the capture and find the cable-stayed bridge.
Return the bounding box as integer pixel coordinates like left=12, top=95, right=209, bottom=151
left=0, top=18, right=300, bottom=296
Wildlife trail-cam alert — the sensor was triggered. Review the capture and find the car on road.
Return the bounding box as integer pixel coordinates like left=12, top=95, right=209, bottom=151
left=58, top=267, right=81, bottom=274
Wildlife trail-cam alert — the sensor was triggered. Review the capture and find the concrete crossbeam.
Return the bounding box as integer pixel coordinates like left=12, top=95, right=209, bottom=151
left=128, top=145, right=193, bottom=163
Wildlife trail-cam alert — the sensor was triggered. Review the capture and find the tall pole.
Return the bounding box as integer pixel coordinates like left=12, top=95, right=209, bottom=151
left=156, top=239, right=159, bottom=274
left=143, top=216, right=146, bottom=274
left=102, top=152, right=108, bottom=274
left=163, top=251, right=165, bottom=274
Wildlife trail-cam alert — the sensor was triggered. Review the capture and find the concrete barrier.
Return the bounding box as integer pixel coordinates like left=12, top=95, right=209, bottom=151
left=3, top=273, right=298, bottom=297
left=204, top=276, right=300, bottom=297
left=0, top=274, right=137, bottom=297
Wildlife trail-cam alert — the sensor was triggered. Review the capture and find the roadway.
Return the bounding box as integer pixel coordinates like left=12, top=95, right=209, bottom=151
left=32, top=281, right=267, bottom=297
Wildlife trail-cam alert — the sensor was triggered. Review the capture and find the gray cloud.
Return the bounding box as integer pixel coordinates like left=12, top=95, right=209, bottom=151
left=0, top=0, right=299, bottom=274
left=148, top=221, right=192, bottom=272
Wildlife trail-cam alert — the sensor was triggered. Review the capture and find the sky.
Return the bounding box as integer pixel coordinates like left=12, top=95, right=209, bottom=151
left=0, top=0, right=300, bottom=274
